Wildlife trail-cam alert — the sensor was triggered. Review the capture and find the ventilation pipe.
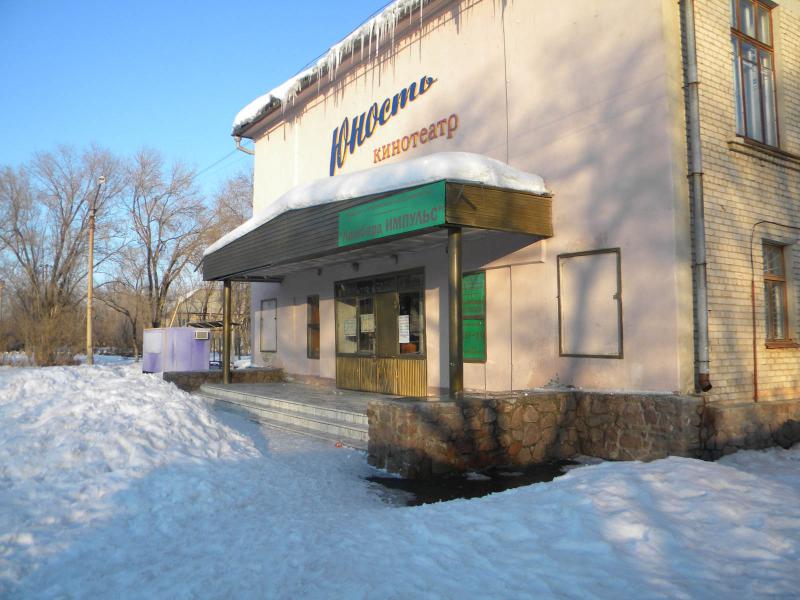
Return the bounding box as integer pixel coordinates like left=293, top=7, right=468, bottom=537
left=682, top=0, right=712, bottom=392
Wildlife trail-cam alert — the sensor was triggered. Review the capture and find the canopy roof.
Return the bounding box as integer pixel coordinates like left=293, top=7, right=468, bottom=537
left=203, top=153, right=552, bottom=282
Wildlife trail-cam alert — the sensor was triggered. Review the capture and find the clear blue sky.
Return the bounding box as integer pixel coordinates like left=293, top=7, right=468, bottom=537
left=0, top=0, right=390, bottom=195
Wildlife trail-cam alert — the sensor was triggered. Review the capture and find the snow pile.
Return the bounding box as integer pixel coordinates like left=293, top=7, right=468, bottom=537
left=2, top=365, right=799, bottom=598
left=205, top=152, right=549, bottom=256
left=233, top=356, right=252, bottom=369
left=0, top=364, right=259, bottom=592
left=233, top=0, right=431, bottom=131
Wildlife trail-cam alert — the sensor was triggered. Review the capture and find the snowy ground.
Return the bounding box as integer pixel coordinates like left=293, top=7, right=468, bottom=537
left=1, top=365, right=798, bottom=599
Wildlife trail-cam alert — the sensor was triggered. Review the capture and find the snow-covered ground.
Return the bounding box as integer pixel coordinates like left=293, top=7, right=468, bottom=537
left=1, top=365, right=798, bottom=599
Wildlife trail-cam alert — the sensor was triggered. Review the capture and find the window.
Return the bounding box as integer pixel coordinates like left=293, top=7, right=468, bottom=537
left=731, top=0, right=778, bottom=146
left=307, top=295, right=320, bottom=359
left=334, top=270, right=425, bottom=356
left=763, top=243, right=789, bottom=341
left=462, top=271, right=486, bottom=363
left=398, top=272, right=424, bottom=355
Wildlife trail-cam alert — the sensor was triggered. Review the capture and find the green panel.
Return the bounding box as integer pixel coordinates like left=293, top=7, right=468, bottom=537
left=338, top=181, right=445, bottom=247
left=463, top=318, right=486, bottom=362
left=462, top=271, right=486, bottom=317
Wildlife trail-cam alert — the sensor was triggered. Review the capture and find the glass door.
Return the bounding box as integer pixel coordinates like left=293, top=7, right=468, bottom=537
left=335, top=269, right=426, bottom=396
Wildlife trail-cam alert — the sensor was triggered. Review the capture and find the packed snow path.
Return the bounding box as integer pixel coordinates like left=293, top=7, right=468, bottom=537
left=1, top=365, right=798, bottom=598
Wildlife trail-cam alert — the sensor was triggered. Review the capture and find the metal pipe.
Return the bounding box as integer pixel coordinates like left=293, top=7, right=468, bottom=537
left=86, top=176, right=105, bottom=366
left=222, top=280, right=232, bottom=384
left=234, top=136, right=255, bottom=156
left=681, top=0, right=712, bottom=392
left=448, top=227, right=463, bottom=398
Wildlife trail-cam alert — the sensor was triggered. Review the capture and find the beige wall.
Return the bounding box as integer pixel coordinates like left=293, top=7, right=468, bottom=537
left=247, top=0, right=694, bottom=394
left=692, top=0, right=800, bottom=403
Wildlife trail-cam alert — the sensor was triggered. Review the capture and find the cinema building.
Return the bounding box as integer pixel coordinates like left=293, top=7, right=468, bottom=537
left=201, top=0, right=800, bottom=475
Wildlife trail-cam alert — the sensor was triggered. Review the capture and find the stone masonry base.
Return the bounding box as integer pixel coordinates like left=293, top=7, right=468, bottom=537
left=367, top=391, right=800, bottom=478
left=163, top=368, right=284, bottom=392
left=701, top=399, right=800, bottom=459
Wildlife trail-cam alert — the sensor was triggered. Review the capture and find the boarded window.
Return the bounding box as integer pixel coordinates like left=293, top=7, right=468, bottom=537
left=463, top=271, right=486, bottom=362
left=259, top=298, right=277, bottom=353
left=558, top=249, right=622, bottom=358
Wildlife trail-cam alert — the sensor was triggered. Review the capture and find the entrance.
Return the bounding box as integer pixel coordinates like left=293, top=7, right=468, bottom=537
left=334, top=269, right=427, bottom=396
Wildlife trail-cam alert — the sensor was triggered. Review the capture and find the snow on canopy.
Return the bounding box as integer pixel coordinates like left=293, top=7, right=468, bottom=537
left=232, top=0, right=432, bottom=132
left=203, top=152, right=550, bottom=257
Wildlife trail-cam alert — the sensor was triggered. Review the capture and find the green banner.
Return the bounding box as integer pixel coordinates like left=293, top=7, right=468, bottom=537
left=338, top=180, right=445, bottom=247
left=462, top=271, right=485, bottom=318
left=463, top=318, right=486, bottom=362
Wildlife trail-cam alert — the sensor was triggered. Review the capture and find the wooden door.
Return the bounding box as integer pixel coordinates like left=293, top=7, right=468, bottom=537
left=374, top=291, right=398, bottom=394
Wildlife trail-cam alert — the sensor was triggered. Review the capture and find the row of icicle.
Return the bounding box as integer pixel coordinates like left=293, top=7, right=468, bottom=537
left=237, top=0, right=431, bottom=128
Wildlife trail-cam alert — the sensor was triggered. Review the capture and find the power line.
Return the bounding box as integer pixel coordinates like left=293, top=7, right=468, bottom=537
left=198, top=151, right=248, bottom=181
left=193, top=148, right=240, bottom=180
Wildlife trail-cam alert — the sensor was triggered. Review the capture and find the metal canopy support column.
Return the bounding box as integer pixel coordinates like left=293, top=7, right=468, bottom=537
left=222, top=280, right=232, bottom=385
left=448, top=227, right=463, bottom=398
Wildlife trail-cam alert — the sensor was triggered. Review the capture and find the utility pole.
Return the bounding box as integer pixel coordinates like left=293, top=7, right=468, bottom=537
left=86, top=175, right=105, bottom=365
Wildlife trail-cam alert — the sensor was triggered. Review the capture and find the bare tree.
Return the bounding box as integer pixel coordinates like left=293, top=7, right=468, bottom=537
left=97, top=246, right=148, bottom=358
left=125, top=149, right=208, bottom=328
left=211, top=169, right=252, bottom=228
left=0, top=146, right=122, bottom=364
left=207, top=169, right=253, bottom=355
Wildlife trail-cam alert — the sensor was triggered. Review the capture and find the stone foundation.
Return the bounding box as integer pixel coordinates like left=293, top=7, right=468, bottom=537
left=368, top=391, right=704, bottom=478
left=163, top=368, right=284, bottom=392
left=701, top=400, right=800, bottom=459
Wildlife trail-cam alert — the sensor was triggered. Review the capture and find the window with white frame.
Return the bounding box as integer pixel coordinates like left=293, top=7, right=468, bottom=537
left=731, top=0, right=779, bottom=146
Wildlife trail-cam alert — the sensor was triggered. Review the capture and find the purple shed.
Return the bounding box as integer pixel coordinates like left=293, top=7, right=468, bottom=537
left=142, top=327, right=211, bottom=373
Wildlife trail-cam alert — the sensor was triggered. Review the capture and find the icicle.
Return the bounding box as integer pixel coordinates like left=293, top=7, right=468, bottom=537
left=235, top=0, right=441, bottom=131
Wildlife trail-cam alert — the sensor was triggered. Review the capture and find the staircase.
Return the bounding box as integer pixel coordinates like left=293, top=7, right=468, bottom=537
left=196, top=383, right=370, bottom=450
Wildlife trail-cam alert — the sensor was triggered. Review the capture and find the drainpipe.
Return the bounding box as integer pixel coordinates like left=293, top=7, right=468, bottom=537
left=682, top=0, right=712, bottom=392
left=234, top=136, right=255, bottom=156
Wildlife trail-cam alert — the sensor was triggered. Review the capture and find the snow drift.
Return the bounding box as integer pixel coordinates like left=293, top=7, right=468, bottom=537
left=1, top=364, right=798, bottom=598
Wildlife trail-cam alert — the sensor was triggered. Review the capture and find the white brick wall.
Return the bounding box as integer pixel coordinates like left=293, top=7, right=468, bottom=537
left=693, top=0, right=800, bottom=402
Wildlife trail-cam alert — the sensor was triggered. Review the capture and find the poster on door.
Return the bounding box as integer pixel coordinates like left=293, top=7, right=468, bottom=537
left=398, top=315, right=410, bottom=344
left=360, top=313, right=375, bottom=333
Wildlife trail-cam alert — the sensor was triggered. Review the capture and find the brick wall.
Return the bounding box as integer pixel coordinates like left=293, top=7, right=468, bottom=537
left=693, top=0, right=800, bottom=403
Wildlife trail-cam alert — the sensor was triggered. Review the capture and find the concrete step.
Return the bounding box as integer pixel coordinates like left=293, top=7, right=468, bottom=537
left=197, top=387, right=368, bottom=450
left=198, top=383, right=368, bottom=426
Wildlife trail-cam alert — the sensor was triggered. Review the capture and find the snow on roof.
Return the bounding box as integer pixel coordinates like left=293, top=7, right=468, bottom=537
left=204, top=151, right=550, bottom=257
left=232, top=0, right=431, bottom=133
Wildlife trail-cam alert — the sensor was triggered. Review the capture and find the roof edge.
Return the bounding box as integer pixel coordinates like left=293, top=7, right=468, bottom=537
left=231, top=0, right=446, bottom=138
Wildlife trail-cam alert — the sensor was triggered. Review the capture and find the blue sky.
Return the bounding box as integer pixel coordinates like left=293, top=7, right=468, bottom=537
left=0, top=0, right=390, bottom=194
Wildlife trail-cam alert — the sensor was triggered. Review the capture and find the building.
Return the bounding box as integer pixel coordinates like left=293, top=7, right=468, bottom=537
left=170, top=285, right=251, bottom=361
left=203, top=0, right=800, bottom=474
